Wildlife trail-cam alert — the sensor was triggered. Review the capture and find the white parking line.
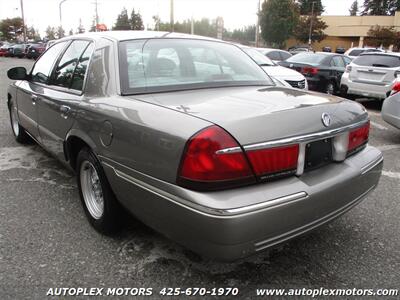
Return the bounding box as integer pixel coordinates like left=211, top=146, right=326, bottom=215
left=382, top=171, right=400, bottom=180
left=377, top=144, right=400, bottom=151
left=370, top=121, right=388, bottom=131
left=368, top=111, right=381, bottom=117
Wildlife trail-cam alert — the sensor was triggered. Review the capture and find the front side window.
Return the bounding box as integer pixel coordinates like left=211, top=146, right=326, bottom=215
left=31, top=42, right=67, bottom=84
left=331, top=56, right=345, bottom=68
left=119, top=39, right=273, bottom=94
left=267, top=51, right=281, bottom=61
left=52, top=40, right=91, bottom=88
left=70, top=43, right=94, bottom=91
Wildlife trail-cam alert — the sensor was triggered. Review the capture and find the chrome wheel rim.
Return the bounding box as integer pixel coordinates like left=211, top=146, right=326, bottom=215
left=80, top=161, right=104, bottom=219
left=326, top=83, right=334, bottom=95
left=10, top=105, right=20, bottom=137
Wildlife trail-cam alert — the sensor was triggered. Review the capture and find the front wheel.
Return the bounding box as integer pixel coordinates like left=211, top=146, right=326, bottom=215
left=9, top=103, right=32, bottom=144
left=76, top=147, right=122, bottom=234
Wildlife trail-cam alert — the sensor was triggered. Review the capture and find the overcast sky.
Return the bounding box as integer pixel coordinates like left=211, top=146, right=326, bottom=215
left=0, top=0, right=362, bottom=36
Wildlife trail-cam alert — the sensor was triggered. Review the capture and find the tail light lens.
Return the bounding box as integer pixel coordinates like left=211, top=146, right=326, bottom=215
left=391, top=81, right=400, bottom=96
left=348, top=122, right=370, bottom=155
left=345, top=65, right=352, bottom=73
left=246, top=145, right=299, bottom=180
left=177, top=126, right=255, bottom=190
left=301, top=67, right=319, bottom=76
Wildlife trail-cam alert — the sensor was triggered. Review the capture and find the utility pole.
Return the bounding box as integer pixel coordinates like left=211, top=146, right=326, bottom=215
left=20, top=0, right=26, bottom=42
left=308, top=1, right=316, bottom=50
left=170, top=0, right=174, bottom=32
left=59, top=0, right=68, bottom=27
left=255, top=0, right=261, bottom=47
left=190, top=15, right=194, bottom=35
left=94, top=0, right=99, bottom=31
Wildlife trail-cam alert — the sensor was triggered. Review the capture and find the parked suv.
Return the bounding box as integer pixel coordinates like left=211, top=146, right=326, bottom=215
left=340, top=52, right=400, bottom=100
left=344, top=47, right=383, bottom=59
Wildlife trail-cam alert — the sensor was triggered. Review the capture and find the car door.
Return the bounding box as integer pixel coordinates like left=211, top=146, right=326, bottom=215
left=36, top=40, right=94, bottom=161
left=17, top=41, right=68, bottom=140
left=329, top=56, right=346, bottom=87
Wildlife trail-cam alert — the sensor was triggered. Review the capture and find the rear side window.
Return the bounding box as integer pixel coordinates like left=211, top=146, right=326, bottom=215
left=266, top=51, right=281, bottom=61
left=31, top=42, right=67, bottom=84
left=348, top=49, right=364, bottom=56
left=331, top=56, right=345, bottom=68
left=52, top=40, right=90, bottom=89
left=280, top=51, right=292, bottom=61
left=353, top=54, right=400, bottom=68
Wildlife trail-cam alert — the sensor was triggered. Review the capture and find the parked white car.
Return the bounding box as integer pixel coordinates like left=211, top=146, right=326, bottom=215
left=340, top=52, right=400, bottom=100
left=241, top=46, right=308, bottom=90
left=256, top=48, right=292, bottom=63
left=382, top=79, right=400, bottom=129
left=344, top=47, right=384, bottom=59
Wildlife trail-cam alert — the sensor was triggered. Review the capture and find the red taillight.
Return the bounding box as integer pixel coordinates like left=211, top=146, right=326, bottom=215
left=348, top=122, right=370, bottom=154
left=178, top=126, right=255, bottom=190
left=246, top=145, right=299, bottom=179
left=391, top=81, right=400, bottom=95
left=301, top=67, right=319, bottom=75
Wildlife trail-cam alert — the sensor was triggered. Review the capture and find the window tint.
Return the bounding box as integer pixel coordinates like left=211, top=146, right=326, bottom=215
left=286, top=53, right=326, bottom=65
left=52, top=40, right=90, bottom=88
left=31, top=42, right=67, bottom=84
left=120, top=39, right=272, bottom=94
left=266, top=51, right=281, bottom=61
left=243, top=48, right=275, bottom=66
left=349, top=49, right=364, bottom=56
left=70, top=43, right=94, bottom=91
left=343, top=56, right=352, bottom=65
left=353, top=54, right=400, bottom=68
left=331, top=56, right=345, bottom=68
left=280, top=51, right=292, bottom=61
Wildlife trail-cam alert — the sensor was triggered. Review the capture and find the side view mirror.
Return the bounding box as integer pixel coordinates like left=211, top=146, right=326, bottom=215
left=7, top=67, right=28, bottom=80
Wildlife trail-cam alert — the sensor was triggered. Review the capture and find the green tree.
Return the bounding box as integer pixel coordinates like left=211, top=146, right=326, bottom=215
left=154, top=18, right=218, bottom=38
left=45, top=26, right=56, bottom=40
left=68, top=29, right=74, bottom=36
left=365, top=25, right=397, bottom=47
left=27, top=26, right=41, bottom=41
left=56, top=26, right=65, bottom=39
left=113, top=7, right=131, bottom=30
left=0, top=17, right=24, bottom=41
left=230, top=25, right=256, bottom=44
left=130, top=8, right=144, bottom=30
left=349, top=0, right=359, bottom=15
left=297, top=0, right=324, bottom=15
left=362, top=0, right=399, bottom=16
left=259, top=0, right=299, bottom=48
left=293, top=15, right=327, bottom=43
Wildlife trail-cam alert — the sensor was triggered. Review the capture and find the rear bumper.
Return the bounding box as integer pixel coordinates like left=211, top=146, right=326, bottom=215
left=102, top=146, right=383, bottom=261
left=341, top=73, right=391, bottom=99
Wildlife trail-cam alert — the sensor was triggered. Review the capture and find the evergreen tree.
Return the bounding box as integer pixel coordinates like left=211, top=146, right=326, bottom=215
left=259, top=0, right=299, bottom=48
left=56, top=26, right=65, bottom=39
left=76, top=19, right=85, bottom=34
left=27, top=26, right=41, bottom=41
left=349, top=0, right=359, bottom=15
left=130, top=8, right=144, bottom=30
left=45, top=26, right=56, bottom=40
left=293, top=16, right=327, bottom=43
left=113, top=7, right=131, bottom=30
left=362, top=0, right=399, bottom=16
left=297, top=0, right=324, bottom=15
left=68, top=29, right=74, bottom=36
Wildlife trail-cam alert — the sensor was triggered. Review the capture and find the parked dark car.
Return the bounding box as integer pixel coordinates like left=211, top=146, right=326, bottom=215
left=26, top=43, right=46, bottom=59
left=6, top=32, right=382, bottom=261
left=322, top=46, right=332, bottom=52
left=335, top=46, right=346, bottom=54
left=279, top=52, right=352, bottom=94
left=7, top=44, right=26, bottom=58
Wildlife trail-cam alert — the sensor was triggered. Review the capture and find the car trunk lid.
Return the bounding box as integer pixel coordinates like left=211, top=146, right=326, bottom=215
left=129, top=86, right=368, bottom=146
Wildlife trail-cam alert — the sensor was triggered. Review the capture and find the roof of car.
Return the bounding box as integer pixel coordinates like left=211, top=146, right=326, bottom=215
left=59, top=30, right=220, bottom=43
left=359, top=51, right=400, bottom=57
left=256, top=48, right=290, bottom=53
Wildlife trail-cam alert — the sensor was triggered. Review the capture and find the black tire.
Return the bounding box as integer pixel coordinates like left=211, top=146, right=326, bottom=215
left=9, top=103, right=32, bottom=144
left=325, top=81, right=336, bottom=95
left=76, top=147, right=122, bottom=234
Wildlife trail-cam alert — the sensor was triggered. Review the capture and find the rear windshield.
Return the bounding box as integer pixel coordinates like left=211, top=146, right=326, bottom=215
left=119, top=39, right=273, bottom=94
left=286, top=53, right=326, bottom=65
left=242, top=47, right=275, bottom=66
left=353, top=54, right=400, bottom=68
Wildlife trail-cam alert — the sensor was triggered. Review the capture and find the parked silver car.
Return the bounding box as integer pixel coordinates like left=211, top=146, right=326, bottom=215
left=256, top=48, right=292, bottom=63
left=341, top=52, right=400, bottom=100
left=382, top=79, right=400, bottom=129
left=7, top=31, right=383, bottom=261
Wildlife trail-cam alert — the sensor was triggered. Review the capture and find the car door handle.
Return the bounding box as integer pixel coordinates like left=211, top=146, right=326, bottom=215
left=31, top=94, right=38, bottom=105
left=60, top=105, right=71, bottom=114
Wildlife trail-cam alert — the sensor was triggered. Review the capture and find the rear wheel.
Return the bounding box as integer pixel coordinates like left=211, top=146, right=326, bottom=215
left=9, top=103, right=31, bottom=144
left=77, top=147, right=122, bottom=234
left=325, top=82, right=335, bottom=95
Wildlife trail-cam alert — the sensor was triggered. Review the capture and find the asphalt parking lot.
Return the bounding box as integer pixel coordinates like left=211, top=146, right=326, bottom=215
left=0, top=57, right=399, bottom=299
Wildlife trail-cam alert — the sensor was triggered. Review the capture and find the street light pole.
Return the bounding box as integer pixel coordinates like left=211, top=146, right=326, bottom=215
left=170, top=0, right=174, bottom=32
left=255, top=0, right=261, bottom=47
left=20, top=0, right=26, bottom=42
left=59, top=0, right=68, bottom=27
left=308, top=1, right=316, bottom=50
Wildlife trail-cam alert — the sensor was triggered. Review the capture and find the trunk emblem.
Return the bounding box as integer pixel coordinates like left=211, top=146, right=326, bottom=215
left=321, top=113, right=331, bottom=127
